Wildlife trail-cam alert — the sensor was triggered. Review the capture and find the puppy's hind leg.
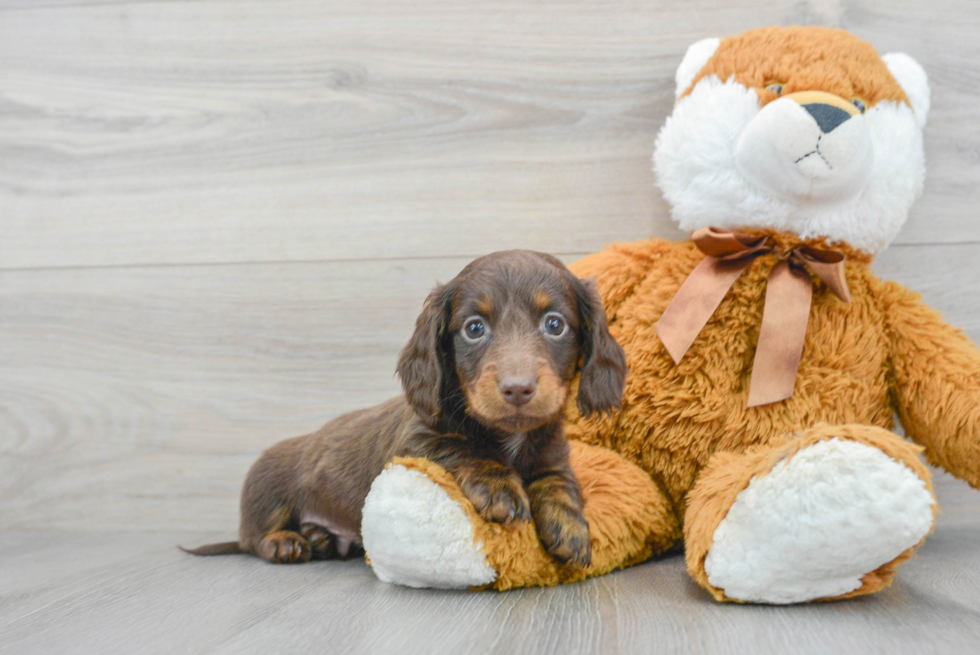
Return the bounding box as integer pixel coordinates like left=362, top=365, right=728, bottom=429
left=180, top=506, right=308, bottom=563
left=299, top=523, right=336, bottom=559
left=299, top=522, right=365, bottom=561
left=251, top=521, right=311, bottom=564
left=239, top=446, right=311, bottom=564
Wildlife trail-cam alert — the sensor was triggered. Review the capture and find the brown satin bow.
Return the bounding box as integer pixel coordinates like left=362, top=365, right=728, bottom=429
left=654, top=227, right=852, bottom=408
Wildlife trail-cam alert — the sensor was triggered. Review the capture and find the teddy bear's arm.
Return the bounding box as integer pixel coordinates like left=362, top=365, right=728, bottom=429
left=568, top=239, right=674, bottom=319
left=879, top=279, right=980, bottom=487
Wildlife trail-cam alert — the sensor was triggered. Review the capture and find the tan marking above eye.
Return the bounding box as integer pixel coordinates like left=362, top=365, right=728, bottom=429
left=475, top=296, right=493, bottom=316
left=533, top=291, right=552, bottom=312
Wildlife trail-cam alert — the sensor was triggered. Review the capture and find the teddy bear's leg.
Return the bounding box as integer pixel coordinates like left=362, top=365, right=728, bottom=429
left=361, top=441, right=680, bottom=590
left=684, top=424, right=937, bottom=604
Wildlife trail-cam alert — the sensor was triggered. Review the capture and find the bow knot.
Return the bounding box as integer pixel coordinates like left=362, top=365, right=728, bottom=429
left=654, top=227, right=851, bottom=407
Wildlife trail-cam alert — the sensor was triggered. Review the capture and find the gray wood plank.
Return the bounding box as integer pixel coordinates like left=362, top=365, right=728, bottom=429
left=2, top=0, right=978, bottom=271
left=1, top=244, right=978, bottom=532
left=874, top=243, right=980, bottom=335
left=1, top=471, right=979, bottom=655
left=0, top=256, right=474, bottom=531
left=0, top=0, right=177, bottom=8
left=2, top=2, right=980, bottom=650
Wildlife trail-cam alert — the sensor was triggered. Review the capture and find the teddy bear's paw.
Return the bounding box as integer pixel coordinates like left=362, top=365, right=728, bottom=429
left=703, top=437, right=935, bottom=604
left=361, top=463, right=498, bottom=589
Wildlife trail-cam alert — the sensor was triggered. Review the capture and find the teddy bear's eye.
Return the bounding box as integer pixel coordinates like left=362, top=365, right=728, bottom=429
left=851, top=98, right=867, bottom=113
left=765, top=83, right=784, bottom=96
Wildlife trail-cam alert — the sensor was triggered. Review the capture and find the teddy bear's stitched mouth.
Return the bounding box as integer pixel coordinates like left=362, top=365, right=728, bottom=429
left=733, top=97, right=875, bottom=205
left=794, top=135, right=833, bottom=170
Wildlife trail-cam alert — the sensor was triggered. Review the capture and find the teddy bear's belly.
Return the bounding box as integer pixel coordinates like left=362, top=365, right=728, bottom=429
left=601, top=257, right=893, bottom=506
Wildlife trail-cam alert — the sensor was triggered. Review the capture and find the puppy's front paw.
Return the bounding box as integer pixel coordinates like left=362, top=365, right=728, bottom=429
left=299, top=523, right=337, bottom=560
left=299, top=522, right=364, bottom=561
left=536, top=506, right=592, bottom=568
left=256, top=530, right=311, bottom=564
left=455, top=463, right=530, bottom=526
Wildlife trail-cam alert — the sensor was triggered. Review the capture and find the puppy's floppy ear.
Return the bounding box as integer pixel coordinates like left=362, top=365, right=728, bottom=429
left=397, top=282, right=456, bottom=424
left=573, top=277, right=627, bottom=418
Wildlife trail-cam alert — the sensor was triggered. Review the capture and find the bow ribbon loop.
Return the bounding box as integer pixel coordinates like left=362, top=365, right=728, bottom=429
left=790, top=247, right=852, bottom=303
left=654, top=227, right=851, bottom=408
left=692, top=226, right=770, bottom=259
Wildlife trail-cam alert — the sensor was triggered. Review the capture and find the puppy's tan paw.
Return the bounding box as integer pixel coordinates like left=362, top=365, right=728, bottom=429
left=455, top=464, right=530, bottom=526
left=298, top=523, right=365, bottom=561
left=535, top=506, right=592, bottom=568
left=257, top=530, right=311, bottom=564
left=299, top=523, right=336, bottom=560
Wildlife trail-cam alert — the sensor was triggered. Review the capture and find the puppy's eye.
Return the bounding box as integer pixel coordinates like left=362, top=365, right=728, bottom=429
left=851, top=98, right=867, bottom=113
left=541, top=313, right=567, bottom=338
left=765, top=83, right=784, bottom=96
left=462, top=317, right=487, bottom=341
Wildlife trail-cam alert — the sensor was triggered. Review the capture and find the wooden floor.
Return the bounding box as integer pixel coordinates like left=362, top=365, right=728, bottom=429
left=2, top=0, right=980, bottom=653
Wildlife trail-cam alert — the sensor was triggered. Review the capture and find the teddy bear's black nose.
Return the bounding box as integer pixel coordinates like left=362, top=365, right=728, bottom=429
left=803, top=103, right=853, bottom=134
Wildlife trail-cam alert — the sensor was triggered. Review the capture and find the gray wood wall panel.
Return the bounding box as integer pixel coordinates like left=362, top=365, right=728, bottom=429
left=2, top=1, right=980, bottom=652
left=2, top=0, right=978, bottom=270
left=1, top=246, right=977, bottom=532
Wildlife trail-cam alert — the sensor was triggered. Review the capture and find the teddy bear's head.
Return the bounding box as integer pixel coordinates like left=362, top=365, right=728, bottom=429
left=653, top=26, right=930, bottom=254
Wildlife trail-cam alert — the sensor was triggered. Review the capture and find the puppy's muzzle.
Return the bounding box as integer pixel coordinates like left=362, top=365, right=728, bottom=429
left=498, top=376, right=537, bottom=406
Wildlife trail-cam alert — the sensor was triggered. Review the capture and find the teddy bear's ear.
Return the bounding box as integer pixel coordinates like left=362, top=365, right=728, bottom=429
left=882, top=53, right=930, bottom=128
left=674, top=37, right=720, bottom=99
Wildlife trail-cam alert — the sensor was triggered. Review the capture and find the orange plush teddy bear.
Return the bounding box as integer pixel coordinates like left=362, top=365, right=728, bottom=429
left=360, top=26, right=980, bottom=604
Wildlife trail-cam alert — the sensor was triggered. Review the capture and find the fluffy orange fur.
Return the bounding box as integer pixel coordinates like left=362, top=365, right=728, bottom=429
left=682, top=26, right=909, bottom=109
left=391, top=230, right=972, bottom=595
left=683, top=424, right=937, bottom=602
left=556, top=233, right=979, bottom=599
left=377, top=27, right=977, bottom=600
left=390, top=440, right=677, bottom=590
left=565, top=234, right=980, bottom=498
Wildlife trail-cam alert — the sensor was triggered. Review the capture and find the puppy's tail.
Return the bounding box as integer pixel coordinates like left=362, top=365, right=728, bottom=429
left=179, top=541, right=243, bottom=556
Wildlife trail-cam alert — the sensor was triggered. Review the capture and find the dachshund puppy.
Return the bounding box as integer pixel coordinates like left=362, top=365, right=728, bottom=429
left=183, top=250, right=627, bottom=567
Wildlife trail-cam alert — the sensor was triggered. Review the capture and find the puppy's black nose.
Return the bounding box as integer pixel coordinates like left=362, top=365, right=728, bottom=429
left=499, top=377, right=537, bottom=406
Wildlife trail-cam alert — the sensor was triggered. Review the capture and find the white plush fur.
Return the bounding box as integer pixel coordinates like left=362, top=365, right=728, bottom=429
left=674, top=38, right=720, bottom=98
left=703, top=438, right=935, bottom=604
left=735, top=96, right=873, bottom=204
left=361, top=464, right=497, bottom=589
left=360, top=42, right=934, bottom=595
left=883, top=53, right=930, bottom=127
left=654, top=71, right=927, bottom=254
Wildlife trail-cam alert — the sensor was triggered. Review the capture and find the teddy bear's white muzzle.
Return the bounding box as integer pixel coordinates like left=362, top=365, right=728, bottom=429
left=735, top=95, right=873, bottom=205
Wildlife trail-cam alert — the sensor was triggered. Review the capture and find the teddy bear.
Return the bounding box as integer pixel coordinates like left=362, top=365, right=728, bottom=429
left=358, top=26, right=980, bottom=604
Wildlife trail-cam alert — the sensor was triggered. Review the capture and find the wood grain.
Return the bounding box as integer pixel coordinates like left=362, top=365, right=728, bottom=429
left=1, top=476, right=979, bottom=655
left=3, top=0, right=980, bottom=652
left=1, top=245, right=977, bottom=532
left=0, top=256, right=465, bottom=530
left=1, top=0, right=978, bottom=270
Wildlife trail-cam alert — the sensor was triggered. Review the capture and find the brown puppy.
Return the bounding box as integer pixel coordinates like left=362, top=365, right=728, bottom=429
left=182, top=250, right=627, bottom=567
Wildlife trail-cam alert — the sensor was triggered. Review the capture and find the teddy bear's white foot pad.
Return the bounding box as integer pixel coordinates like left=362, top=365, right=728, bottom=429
left=703, top=438, right=935, bottom=604
left=361, top=464, right=497, bottom=589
